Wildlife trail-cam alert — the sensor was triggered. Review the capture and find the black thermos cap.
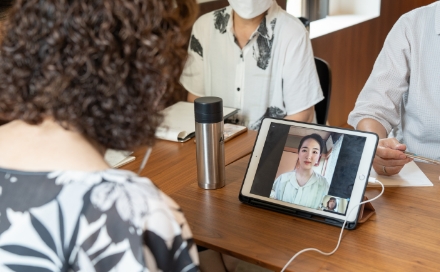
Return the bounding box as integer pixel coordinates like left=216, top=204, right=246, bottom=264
left=194, top=97, right=223, bottom=123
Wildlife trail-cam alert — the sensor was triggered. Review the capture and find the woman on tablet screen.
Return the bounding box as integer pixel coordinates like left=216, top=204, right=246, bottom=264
left=270, top=133, right=329, bottom=209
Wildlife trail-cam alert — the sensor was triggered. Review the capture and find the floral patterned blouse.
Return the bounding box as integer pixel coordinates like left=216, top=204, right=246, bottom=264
left=0, top=168, right=199, bottom=271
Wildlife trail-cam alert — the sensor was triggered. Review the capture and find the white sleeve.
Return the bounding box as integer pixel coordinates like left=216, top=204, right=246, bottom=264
left=348, top=16, right=411, bottom=133
left=180, top=21, right=206, bottom=97
left=270, top=176, right=281, bottom=199
left=282, top=30, right=323, bottom=116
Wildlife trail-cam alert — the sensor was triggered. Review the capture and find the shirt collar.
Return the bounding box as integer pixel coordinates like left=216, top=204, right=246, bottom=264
left=226, top=0, right=279, bottom=40
left=289, top=171, right=319, bottom=188
left=226, top=6, right=234, bottom=34
left=257, top=0, right=278, bottom=40
left=435, top=3, right=440, bottom=35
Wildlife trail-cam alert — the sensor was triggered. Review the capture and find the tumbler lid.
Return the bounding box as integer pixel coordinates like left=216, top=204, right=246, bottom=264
left=194, top=97, right=223, bottom=123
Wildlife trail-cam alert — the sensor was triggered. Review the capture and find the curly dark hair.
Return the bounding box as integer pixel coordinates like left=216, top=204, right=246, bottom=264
left=0, top=0, right=198, bottom=150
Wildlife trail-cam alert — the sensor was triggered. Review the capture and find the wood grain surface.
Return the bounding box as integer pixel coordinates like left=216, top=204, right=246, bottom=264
left=123, top=131, right=440, bottom=271
left=122, top=130, right=257, bottom=195
left=173, top=155, right=440, bottom=272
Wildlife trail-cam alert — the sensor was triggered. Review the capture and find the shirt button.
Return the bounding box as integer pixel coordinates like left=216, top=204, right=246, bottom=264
left=237, top=87, right=240, bottom=91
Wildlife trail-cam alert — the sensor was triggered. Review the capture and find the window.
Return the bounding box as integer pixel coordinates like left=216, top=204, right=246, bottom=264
left=287, top=0, right=381, bottom=39
left=287, top=0, right=329, bottom=22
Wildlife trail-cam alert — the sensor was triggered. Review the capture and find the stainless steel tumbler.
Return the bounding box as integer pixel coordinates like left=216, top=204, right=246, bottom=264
left=194, top=97, right=225, bottom=189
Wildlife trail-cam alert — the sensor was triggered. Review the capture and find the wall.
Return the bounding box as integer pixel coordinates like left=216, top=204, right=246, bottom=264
left=275, top=151, right=298, bottom=179
left=329, top=0, right=381, bottom=16
left=311, top=0, right=436, bottom=127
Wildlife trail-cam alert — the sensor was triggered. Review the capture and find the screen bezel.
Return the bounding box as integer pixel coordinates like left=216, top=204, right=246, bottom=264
left=240, top=118, right=378, bottom=223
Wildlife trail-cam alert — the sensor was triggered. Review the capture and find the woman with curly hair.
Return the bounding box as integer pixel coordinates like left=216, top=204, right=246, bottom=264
left=0, top=0, right=13, bottom=118
left=0, top=0, right=199, bottom=271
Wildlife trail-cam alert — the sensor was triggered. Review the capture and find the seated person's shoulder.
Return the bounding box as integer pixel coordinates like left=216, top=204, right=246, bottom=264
left=276, top=171, right=295, bottom=182
left=194, top=11, right=213, bottom=25
left=107, top=169, right=176, bottom=205
left=395, top=2, right=438, bottom=29
left=193, top=7, right=231, bottom=32
left=79, top=169, right=187, bottom=236
left=274, top=10, right=308, bottom=37
left=277, top=171, right=289, bottom=179
left=76, top=170, right=196, bottom=269
left=312, top=171, right=328, bottom=184
left=404, top=2, right=439, bottom=18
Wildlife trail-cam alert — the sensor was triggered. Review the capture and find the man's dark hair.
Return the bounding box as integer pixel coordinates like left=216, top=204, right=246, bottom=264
left=298, top=133, right=325, bottom=154
left=0, top=0, right=198, bottom=150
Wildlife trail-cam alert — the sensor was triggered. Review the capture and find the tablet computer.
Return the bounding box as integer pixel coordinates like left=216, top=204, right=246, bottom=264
left=239, top=118, right=378, bottom=229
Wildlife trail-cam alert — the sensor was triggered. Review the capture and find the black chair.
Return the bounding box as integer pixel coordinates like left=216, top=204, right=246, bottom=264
left=298, top=17, right=310, bottom=32
left=314, top=57, right=331, bottom=125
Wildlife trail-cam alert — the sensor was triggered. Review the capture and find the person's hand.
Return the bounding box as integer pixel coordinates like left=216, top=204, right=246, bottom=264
left=373, top=138, right=412, bottom=176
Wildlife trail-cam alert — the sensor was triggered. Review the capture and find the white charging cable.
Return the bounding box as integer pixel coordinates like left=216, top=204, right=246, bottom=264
left=281, top=178, right=384, bottom=272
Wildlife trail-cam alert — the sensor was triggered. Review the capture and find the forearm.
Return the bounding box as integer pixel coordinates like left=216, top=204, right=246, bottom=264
left=357, top=118, right=387, bottom=138
left=357, top=119, right=410, bottom=176
left=285, top=106, right=314, bottom=123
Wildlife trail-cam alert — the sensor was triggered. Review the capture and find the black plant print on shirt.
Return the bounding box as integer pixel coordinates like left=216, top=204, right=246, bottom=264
left=253, top=18, right=277, bottom=70
left=0, top=170, right=199, bottom=271
left=250, top=106, right=286, bottom=130
left=1, top=200, right=73, bottom=272
left=213, top=8, right=230, bottom=34
left=190, top=35, right=203, bottom=58
left=0, top=173, right=63, bottom=234
left=144, top=230, right=197, bottom=272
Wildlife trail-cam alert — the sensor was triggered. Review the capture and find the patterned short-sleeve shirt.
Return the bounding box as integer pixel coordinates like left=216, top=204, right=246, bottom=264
left=180, top=1, right=323, bottom=130
left=0, top=168, right=199, bottom=271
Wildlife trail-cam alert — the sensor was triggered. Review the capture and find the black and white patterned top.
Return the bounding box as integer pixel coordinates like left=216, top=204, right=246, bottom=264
left=0, top=168, right=199, bottom=271
left=180, top=0, right=323, bottom=130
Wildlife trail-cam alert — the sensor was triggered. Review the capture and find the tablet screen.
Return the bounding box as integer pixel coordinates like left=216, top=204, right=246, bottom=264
left=240, top=118, right=377, bottom=224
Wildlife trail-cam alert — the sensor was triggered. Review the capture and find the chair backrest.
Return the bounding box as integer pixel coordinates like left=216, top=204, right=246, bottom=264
left=314, top=57, right=331, bottom=125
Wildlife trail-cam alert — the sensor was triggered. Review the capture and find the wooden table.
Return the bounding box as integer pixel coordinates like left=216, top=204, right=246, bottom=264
left=173, top=155, right=440, bottom=271
left=123, top=130, right=257, bottom=194
left=124, top=132, right=440, bottom=272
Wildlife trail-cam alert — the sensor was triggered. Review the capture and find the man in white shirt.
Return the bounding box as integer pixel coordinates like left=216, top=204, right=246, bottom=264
left=348, top=2, right=440, bottom=175
left=180, top=0, right=323, bottom=130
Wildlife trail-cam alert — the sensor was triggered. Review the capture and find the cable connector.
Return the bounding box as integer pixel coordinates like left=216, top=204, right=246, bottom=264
left=368, top=177, right=378, bottom=183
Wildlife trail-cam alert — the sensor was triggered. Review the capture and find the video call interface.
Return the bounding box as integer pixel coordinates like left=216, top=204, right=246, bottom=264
left=250, top=123, right=366, bottom=215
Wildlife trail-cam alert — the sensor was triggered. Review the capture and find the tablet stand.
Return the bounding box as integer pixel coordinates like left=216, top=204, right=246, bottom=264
left=357, top=196, right=376, bottom=224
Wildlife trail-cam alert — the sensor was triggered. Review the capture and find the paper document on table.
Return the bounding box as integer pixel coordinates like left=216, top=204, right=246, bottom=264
left=156, top=101, right=238, bottom=142
left=104, top=149, right=135, bottom=168
left=368, top=161, right=433, bottom=187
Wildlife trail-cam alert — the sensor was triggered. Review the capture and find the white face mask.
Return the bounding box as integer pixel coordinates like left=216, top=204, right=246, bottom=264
left=228, top=0, right=273, bottom=19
